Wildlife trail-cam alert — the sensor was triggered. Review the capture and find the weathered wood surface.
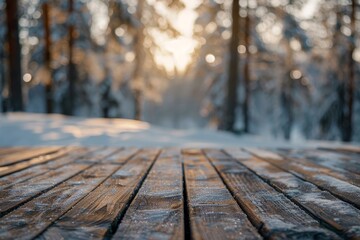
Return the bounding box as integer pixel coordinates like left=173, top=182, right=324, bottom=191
left=0, top=147, right=81, bottom=177
left=246, top=148, right=360, bottom=209
left=276, top=148, right=360, bottom=175
left=0, top=147, right=118, bottom=217
left=0, top=147, right=62, bottom=166
left=226, top=148, right=360, bottom=239
left=39, top=149, right=156, bottom=239
left=204, top=149, right=339, bottom=239
left=319, top=145, right=360, bottom=155
left=272, top=149, right=360, bottom=187
left=0, top=147, right=28, bottom=156
left=183, top=149, right=261, bottom=240
left=0, top=146, right=359, bottom=239
left=113, top=149, right=183, bottom=239
left=0, top=147, right=86, bottom=181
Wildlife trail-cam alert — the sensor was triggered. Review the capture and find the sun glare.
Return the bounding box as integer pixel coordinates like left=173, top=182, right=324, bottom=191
left=88, top=0, right=109, bottom=45
left=151, top=0, right=200, bottom=74
left=152, top=35, right=197, bottom=73
left=87, top=0, right=201, bottom=75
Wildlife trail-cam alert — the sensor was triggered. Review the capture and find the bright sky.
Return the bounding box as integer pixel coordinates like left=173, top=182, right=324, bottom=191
left=149, top=0, right=201, bottom=74
left=88, top=0, right=201, bottom=74
left=87, top=0, right=109, bottom=45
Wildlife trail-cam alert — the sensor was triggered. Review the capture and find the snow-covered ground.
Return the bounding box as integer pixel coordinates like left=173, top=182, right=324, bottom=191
left=0, top=113, right=357, bottom=148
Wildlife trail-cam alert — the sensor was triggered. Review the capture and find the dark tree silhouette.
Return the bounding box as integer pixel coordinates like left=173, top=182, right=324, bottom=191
left=342, top=0, right=356, bottom=141
left=67, top=0, right=76, bottom=115
left=133, top=0, right=145, bottom=120
left=223, top=0, right=240, bottom=132
left=43, top=2, right=53, bottom=113
left=5, top=0, right=23, bottom=111
left=243, top=0, right=250, bottom=133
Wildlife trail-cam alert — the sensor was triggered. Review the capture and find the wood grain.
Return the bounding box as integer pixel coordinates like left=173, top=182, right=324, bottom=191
left=226, top=148, right=360, bottom=239
left=0, top=162, right=90, bottom=217
left=0, top=147, right=27, bottom=156
left=272, top=149, right=360, bottom=187
left=0, top=164, right=120, bottom=239
left=97, top=147, right=138, bottom=164
left=277, top=148, right=360, bottom=175
left=319, top=145, right=360, bottom=155
left=0, top=146, right=82, bottom=178
left=113, top=149, right=184, bottom=240
left=204, top=149, right=339, bottom=239
left=183, top=149, right=261, bottom=240
left=74, top=147, right=121, bottom=164
left=0, top=147, right=62, bottom=166
left=0, top=146, right=358, bottom=239
left=0, top=147, right=95, bottom=190
left=38, top=149, right=159, bottom=239
left=246, top=148, right=360, bottom=209
left=0, top=147, right=122, bottom=216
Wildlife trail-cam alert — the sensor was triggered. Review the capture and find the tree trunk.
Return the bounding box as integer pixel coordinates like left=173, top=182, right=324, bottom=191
left=101, top=67, right=111, bottom=118
left=332, top=5, right=349, bottom=142
left=43, top=2, right=53, bottom=113
left=5, top=0, right=23, bottom=111
left=281, top=38, right=294, bottom=140
left=342, top=0, right=356, bottom=142
left=223, top=0, right=240, bottom=132
left=243, top=0, right=250, bottom=133
left=0, top=38, right=5, bottom=112
left=67, top=0, right=76, bottom=115
left=133, top=0, right=145, bottom=120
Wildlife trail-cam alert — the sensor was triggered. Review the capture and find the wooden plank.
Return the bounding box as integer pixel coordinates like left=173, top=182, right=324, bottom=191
left=38, top=149, right=159, bottom=239
left=0, top=147, right=119, bottom=217
left=113, top=149, right=184, bottom=239
left=276, top=148, right=360, bottom=177
left=74, top=147, right=121, bottom=164
left=324, top=149, right=360, bottom=160
left=0, top=163, right=90, bottom=217
left=0, top=147, right=28, bottom=156
left=226, top=148, right=360, bottom=239
left=0, top=146, right=81, bottom=178
left=281, top=148, right=360, bottom=164
left=204, top=149, right=339, bottom=239
left=96, top=147, right=138, bottom=164
left=0, top=147, right=91, bottom=190
left=0, top=146, right=62, bottom=166
left=272, top=150, right=360, bottom=186
left=183, top=149, right=261, bottom=240
left=246, top=148, right=360, bottom=209
left=0, top=163, right=120, bottom=239
left=319, top=145, right=360, bottom=155
left=0, top=147, right=101, bottom=178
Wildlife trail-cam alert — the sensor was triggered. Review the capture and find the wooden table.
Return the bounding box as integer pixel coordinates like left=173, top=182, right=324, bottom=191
left=0, top=146, right=359, bottom=239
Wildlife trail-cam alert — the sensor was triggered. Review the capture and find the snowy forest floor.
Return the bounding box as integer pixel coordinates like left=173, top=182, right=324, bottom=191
left=0, top=113, right=358, bottom=148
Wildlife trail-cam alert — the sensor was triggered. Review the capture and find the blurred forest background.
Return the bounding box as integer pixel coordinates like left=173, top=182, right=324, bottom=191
left=0, top=0, right=359, bottom=142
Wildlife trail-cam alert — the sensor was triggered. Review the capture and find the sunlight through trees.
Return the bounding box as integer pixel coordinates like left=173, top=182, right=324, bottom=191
left=0, top=0, right=359, bottom=142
